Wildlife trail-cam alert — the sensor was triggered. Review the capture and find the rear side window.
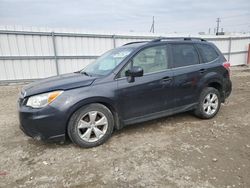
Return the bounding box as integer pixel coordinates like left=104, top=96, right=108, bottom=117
left=196, top=44, right=219, bottom=63
left=171, top=44, right=199, bottom=68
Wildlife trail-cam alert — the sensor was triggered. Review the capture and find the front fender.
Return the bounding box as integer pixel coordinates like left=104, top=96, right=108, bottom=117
left=64, top=95, right=122, bottom=130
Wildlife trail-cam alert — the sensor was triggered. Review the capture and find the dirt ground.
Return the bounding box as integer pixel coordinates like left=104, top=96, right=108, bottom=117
left=0, top=67, right=250, bottom=188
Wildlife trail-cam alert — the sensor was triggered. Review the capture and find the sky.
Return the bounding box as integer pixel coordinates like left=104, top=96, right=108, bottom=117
left=0, top=0, right=250, bottom=34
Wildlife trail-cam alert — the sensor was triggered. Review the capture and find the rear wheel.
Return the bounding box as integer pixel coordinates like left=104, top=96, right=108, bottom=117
left=67, top=103, right=114, bottom=148
left=194, top=87, right=221, bottom=119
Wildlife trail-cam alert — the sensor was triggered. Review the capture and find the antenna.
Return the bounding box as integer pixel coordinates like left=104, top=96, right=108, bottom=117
left=150, top=16, right=155, bottom=33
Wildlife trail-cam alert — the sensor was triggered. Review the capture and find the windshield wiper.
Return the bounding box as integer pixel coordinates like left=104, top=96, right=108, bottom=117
left=81, top=71, right=92, bottom=77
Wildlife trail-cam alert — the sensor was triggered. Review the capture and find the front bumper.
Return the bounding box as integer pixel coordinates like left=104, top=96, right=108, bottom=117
left=18, top=101, right=67, bottom=142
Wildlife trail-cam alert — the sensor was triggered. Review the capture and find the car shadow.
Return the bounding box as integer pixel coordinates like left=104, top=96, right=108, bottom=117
left=25, top=111, right=197, bottom=148
left=113, top=111, right=197, bottom=136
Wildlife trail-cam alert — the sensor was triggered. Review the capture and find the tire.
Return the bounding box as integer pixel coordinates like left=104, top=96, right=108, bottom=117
left=194, top=87, right=221, bottom=119
left=67, top=103, right=114, bottom=148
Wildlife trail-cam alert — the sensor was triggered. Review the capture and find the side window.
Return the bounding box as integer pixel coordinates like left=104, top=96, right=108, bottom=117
left=196, top=44, right=219, bottom=63
left=120, top=45, right=169, bottom=77
left=172, top=44, right=199, bottom=68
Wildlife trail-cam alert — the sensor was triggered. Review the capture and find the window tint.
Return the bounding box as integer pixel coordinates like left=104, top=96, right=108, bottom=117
left=120, top=45, right=169, bottom=77
left=196, top=44, right=219, bottom=63
left=172, top=44, right=199, bottom=68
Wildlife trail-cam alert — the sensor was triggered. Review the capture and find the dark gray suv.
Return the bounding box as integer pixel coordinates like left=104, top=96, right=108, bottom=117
left=18, top=37, right=232, bottom=148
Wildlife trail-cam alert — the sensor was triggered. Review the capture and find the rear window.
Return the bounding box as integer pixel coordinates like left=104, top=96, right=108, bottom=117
left=171, top=44, right=199, bottom=68
left=196, top=44, right=219, bottom=63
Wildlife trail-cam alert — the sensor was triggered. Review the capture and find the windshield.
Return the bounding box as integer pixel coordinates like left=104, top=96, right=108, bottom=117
left=81, top=47, right=134, bottom=76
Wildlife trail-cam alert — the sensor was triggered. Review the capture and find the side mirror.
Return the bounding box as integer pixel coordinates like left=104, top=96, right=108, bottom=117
left=125, top=66, right=143, bottom=83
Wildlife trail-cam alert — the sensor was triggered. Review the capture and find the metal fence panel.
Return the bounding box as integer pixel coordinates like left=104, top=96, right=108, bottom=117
left=58, top=59, right=93, bottom=74
left=231, top=38, right=250, bottom=52
left=210, top=39, right=230, bottom=54
left=0, top=59, right=57, bottom=80
left=55, top=36, right=114, bottom=56
left=230, top=53, right=248, bottom=66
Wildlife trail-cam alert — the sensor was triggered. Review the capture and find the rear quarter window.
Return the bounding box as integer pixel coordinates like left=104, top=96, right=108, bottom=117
left=196, top=44, right=219, bottom=63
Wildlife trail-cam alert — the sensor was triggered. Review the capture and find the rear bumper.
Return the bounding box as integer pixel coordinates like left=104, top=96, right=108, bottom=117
left=223, top=79, right=232, bottom=100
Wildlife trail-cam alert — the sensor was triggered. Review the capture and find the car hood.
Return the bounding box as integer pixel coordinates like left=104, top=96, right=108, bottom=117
left=23, top=73, right=96, bottom=97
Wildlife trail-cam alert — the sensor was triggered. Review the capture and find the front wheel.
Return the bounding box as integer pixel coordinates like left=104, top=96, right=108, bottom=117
left=67, top=103, right=114, bottom=148
left=194, top=87, right=221, bottom=119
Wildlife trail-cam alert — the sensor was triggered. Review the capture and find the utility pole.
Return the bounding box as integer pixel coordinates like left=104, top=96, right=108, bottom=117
left=216, top=17, right=221, bottom=35
left=150, top=16, right=155, bottom=33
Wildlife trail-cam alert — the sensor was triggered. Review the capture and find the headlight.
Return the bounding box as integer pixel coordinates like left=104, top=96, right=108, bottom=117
left=26, top=91, right=63, bottom=108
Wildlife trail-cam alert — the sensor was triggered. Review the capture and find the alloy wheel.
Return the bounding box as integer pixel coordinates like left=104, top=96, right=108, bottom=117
left=77, top=111, right=108, bottom=142
left=203, top=93, right=219, bottom=116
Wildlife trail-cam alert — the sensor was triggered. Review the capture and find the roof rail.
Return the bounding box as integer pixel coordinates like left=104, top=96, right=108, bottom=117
left=150, top=37, right=206, bottom=42
left=123, top=41, right=148, bottom=46
left=123, top=37, right=206, bottom=47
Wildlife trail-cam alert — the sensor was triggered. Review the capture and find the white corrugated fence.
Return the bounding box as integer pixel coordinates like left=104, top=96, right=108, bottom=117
left=0, top=27, right=249, bottom=81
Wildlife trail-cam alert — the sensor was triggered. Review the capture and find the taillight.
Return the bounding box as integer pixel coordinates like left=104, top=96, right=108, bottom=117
left=223, top=61, right=230, bottom=69
left=223, top=61, right=231, bottom=76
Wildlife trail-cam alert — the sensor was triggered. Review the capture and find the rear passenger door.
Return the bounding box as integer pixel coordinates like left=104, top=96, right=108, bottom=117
left=170, top=43, right=203, bottom=107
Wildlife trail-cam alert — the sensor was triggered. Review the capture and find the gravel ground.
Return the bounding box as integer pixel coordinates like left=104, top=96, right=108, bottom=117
left=0, top=67, right=250, bottom=188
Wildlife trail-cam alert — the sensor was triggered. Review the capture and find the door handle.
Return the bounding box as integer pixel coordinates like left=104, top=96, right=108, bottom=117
left=199, top=68, right=206, bottom=74
left=161, top=76, right=172, bottom=83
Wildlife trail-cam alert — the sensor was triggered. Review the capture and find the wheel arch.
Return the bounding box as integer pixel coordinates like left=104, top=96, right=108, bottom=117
left=198, top=71, right=225, bottom=102
left=206, top=80, right=224, bottom=102
left=65, top=97, right=122, bottom=136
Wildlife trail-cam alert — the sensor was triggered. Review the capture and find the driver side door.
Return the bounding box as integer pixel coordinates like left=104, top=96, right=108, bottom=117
left=116, top=45, right=175, bottom=123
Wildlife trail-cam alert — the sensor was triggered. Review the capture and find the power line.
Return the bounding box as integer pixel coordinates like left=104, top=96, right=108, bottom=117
left=221, top=13, right=250, bottom=19
left=222, top=22, right=250, bottom=27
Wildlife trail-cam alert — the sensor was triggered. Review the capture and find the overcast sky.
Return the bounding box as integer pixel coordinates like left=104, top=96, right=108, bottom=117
left=0, top=0, right=249, bottom=34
